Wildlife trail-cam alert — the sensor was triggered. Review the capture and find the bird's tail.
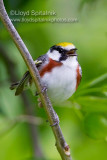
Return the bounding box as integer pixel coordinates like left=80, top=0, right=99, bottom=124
left=10, top=82, right=19, bottom=90
left=10, top=71, right=31, bottom=96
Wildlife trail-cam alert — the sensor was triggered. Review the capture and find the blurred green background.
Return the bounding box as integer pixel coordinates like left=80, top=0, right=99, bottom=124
left=0, top=0, right=107, bottom=160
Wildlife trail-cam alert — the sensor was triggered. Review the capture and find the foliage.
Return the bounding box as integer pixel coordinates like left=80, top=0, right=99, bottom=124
left=0, top=0, right=107, bottom=160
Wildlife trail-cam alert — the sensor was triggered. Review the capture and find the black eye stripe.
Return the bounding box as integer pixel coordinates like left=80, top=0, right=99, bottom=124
left=50, top=45, right=77, bottom=61
left=50, top=45, right=77, bottom=53
left=50, top=45, right=68, bottom=53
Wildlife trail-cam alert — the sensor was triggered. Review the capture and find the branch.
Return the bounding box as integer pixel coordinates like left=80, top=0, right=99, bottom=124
left=0, top=115, right=43, bottom=137
left=0, top=1, right=72, bottom=159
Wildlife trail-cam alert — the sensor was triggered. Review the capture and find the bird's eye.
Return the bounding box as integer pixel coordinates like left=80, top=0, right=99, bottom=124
left=59, top=48, right=63, bottom=53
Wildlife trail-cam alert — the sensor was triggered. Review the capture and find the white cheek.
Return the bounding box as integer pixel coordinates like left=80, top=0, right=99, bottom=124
left=62, top=56, right=78, bottom=68
left=47, top=50, right=60, bottom=61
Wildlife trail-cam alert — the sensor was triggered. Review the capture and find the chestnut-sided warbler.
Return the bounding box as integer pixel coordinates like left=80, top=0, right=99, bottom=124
left=10, top=42, right=82, bottom=104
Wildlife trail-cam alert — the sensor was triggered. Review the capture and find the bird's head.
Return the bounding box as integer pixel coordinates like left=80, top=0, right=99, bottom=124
left=47, top=42, right=78, bottom=63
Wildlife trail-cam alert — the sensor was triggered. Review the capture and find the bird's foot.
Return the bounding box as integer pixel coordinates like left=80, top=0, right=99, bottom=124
left=35, top=86, right=47, bottom=96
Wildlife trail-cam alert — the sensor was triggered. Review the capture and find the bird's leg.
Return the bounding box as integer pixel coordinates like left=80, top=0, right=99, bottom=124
left=35, top=85, right=59, bottom=126
left=35, top=85, right=47, bottom=96
left=36, top=85, right=47, bottom=107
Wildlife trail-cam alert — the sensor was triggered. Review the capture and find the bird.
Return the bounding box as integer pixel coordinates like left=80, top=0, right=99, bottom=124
left=10, top=42, right=82, bottom=104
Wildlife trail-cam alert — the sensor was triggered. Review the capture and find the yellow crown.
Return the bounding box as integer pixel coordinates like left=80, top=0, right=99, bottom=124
left=56, top=42, right=74, bottom=47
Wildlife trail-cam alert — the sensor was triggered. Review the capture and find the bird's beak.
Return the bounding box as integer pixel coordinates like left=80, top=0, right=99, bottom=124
left=67, top=49, right=78, bottom=57
left=69, top=53, right=78, bottom=56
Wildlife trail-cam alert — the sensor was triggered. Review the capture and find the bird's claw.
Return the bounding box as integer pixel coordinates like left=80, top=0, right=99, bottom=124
left=42, top=86, right=47, bottom=93
left=35, top=86, right=47, bottom=96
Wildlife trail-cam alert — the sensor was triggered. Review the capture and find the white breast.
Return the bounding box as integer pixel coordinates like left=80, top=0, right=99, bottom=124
left=41, top=57, right=78, bottom=104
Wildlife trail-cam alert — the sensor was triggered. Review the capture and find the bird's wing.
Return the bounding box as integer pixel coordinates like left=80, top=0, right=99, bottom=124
left=34, top=54, right=48, bottom=70
left=15, top=54, right=48, bottom=95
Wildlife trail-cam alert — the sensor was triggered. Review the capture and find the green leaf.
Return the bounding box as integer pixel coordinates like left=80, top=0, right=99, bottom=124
left=82, top=73, right=107, bottom=89
left=75, top=96, right=107, bottom=112
left=74, top=86, right=107, bottom=97
left=84, top=113, right=107, bottom=139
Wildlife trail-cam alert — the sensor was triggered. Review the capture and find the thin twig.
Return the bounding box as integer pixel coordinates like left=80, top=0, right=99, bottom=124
left=0, top=1, right=72, bottom=159
left=0, top=115, right=44, bottom=137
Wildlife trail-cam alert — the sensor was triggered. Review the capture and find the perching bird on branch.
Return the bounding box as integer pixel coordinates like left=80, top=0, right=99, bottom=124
left=10, top=42, right=82, bottom=104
